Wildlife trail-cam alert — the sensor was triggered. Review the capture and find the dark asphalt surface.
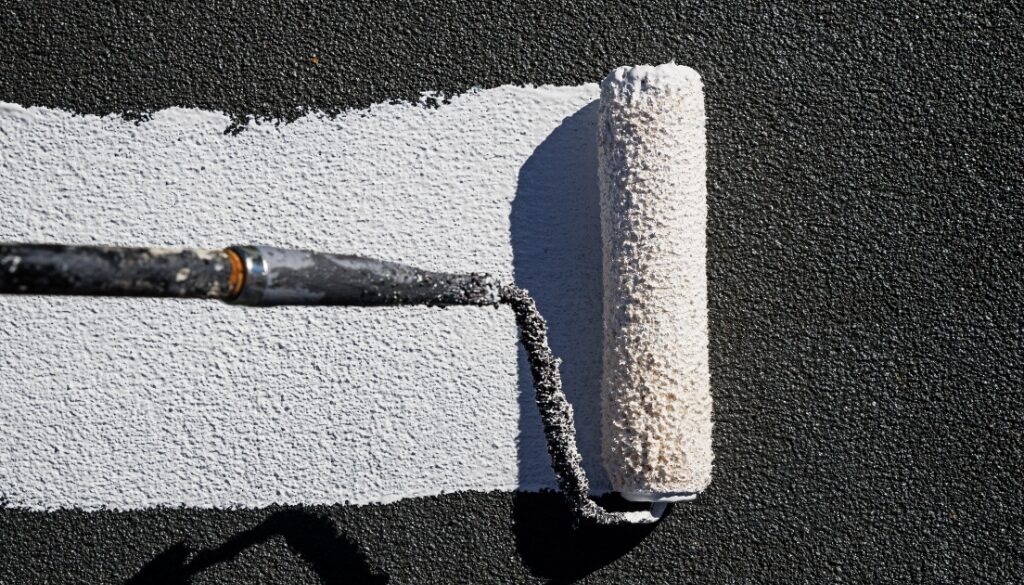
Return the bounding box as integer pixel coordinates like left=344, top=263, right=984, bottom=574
left=2, top=1, right=1022, bottom=583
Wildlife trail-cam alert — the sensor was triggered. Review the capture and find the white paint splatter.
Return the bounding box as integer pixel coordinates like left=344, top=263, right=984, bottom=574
left=0, top=83, right=607, bottom=511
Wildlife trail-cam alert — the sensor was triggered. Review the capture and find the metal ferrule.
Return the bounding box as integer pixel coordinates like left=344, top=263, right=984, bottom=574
left=226, top=246, right=270, bottom=306
left=225, top=245, right=501, bottom=307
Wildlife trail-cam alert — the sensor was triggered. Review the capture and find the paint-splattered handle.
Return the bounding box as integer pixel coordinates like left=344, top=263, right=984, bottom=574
left=0, top=243, right=242, bottom=300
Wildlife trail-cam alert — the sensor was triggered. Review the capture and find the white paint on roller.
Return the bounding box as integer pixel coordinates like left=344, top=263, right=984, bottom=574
left=0, top=85, right=613, bottom=511
left=599, top=64, right=714, bottom=500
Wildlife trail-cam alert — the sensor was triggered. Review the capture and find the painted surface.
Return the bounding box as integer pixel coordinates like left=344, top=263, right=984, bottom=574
left=0, top=85, right=612, bottom=510
left=2, top=1, right=1022, bottom=583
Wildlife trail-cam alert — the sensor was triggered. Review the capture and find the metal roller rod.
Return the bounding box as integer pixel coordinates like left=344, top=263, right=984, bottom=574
left=227, top=245, right=500, bottom=307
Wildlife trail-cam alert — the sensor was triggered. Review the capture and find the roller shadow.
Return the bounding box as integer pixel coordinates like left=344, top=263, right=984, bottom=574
left=510, top=101, right=659, bottom=582
left=511, top=100, right=607, bottom=496
left=125, top=509, right=388, bottom=584
left=511, top=491, right=665, bottom=584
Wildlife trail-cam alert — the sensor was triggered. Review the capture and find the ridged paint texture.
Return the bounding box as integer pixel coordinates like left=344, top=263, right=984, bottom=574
left=598, top=64, right=714, bottom=499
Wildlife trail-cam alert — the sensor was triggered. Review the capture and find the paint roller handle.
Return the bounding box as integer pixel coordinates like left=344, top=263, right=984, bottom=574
left=0, top=243, right=501, bottom=307
left=0, top=243, right=242, bottom=300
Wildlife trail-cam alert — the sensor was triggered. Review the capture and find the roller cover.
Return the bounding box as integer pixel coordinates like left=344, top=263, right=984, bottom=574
left=598, top=63, right=713, bottom=502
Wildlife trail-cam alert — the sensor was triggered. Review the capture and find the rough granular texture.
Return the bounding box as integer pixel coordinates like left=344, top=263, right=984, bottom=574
left=598, top=64, right=713, bottom=499
left=501, top=284, right=662, bottom=525
left=3, top=2, right=1024, bottom=582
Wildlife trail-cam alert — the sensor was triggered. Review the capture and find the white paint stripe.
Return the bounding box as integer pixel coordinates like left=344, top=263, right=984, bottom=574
left=0, top=85, right=608, bottom=510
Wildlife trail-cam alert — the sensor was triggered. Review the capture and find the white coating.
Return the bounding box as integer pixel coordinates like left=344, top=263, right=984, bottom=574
left=599, top=64, right=714, bottom=500
left=0, top=85, right=610, bottom=511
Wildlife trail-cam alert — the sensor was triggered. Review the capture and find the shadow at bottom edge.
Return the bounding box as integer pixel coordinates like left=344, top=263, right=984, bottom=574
left=512, top=490, right=664, bottom=584
left=125, top=508, right=388, bottom=585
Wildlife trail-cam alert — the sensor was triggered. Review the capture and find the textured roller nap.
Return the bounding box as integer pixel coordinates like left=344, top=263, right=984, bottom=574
left=598, top=63, right=713, bottom=501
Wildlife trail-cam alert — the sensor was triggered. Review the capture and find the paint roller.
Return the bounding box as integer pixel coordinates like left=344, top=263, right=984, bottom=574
left=0, top=63, right=711, bottom=525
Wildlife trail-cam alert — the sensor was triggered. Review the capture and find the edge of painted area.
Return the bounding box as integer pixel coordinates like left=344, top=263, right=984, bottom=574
left=0, top=81, right=602, bottom=130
